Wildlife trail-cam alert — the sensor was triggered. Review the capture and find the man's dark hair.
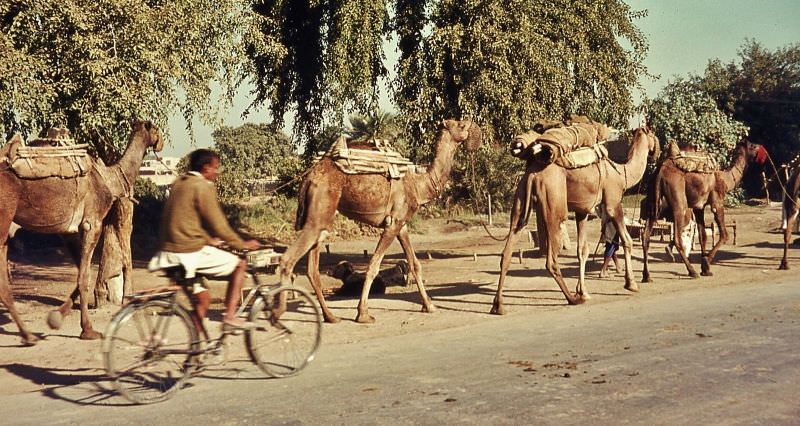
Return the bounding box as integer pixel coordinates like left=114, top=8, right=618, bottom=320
left=188, top=149, right=220, bottom=172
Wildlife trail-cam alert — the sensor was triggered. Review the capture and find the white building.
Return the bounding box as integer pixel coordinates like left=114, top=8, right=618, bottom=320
left=139, top=155, right=180, bottom=187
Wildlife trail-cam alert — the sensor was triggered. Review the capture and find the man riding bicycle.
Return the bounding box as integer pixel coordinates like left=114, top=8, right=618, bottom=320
left=148, top=149, right=260, bottom=336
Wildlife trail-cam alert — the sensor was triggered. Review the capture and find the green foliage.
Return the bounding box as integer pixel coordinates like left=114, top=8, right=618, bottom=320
left=645, top=79, right=748, bottom=168
left=132, top=178, right=165, bottom=252
left=247, top=0, right=648, bottom=155
left=212, top=122, right=302, bottom=201
left=694, top=40, right=800, bottom=167
left=394, top=0, right=650, bottom=151
left=448, top=145, right=522, bottom=214
left=0, top=0, right=255, bottom=161
left=247, top=0, right=389, bottom=140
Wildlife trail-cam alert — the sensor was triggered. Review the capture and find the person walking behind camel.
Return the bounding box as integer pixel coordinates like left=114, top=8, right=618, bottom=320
left=598, top=208, right=621, bottom=278
left=149, top=149, right=260, bottom=335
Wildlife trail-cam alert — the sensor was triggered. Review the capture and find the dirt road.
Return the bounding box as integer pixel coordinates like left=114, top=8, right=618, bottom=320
left=0, top=204, right=798, bottom=424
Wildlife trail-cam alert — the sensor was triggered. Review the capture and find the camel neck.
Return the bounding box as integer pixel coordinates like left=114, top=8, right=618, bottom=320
left=619, top=130, right=651, bottom=190
left=722, top=145, right=747, bottom=189
left=108, top=131, right=149, bottom=198
left=416, top=129, right=457, bottom=203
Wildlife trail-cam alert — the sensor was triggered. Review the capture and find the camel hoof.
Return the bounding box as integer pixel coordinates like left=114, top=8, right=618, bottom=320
left=324, top=315, right=341, bottom=324
left=421, top=304, right=436, bottom=314
left=21, top=334, right=39, bottom=346
left=778, top=261, right=789, bottom=270
left=490, top=304, right=505, bottom=315
left=79, top=329, right=103, bottom=340
left=46, top=311, right=63, bottom=330
left=568, top=297, right=587, bottom=306
left=689, top=272, right=700, bottom=279
left=641, top=276, right=653, bottom=284
left=356, top=313, right=376, bottom=324
left=701, top=270, right=713, bottom=277
left=625, top=282, right=639, bottom=293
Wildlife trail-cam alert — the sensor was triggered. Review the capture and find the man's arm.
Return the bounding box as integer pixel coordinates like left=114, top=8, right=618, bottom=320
left=196, top=185, right=246, bottom=250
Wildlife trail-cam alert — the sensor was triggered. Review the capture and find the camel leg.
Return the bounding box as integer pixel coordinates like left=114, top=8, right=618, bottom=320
left=76, top=227, right=103, bottom=339
left=641, top=217, right=654, bottom=283
left=696, top=208, right=713, bottom=276
left=492, top=225, right=523, bottom=315
left=397, top=225, right=434, bottom=313
left=0, top=243, right=38, bottom=346
left=704, top=202, right=729, bottom=275
left=492, top=180, right=529, bottom=315
left=606, top=204, right=638, bottom=292
left=280, top=227, right=339, bottom=323
left=779, top=205, right=797, bottom=270
left=305, top=242, right=339, bottom=323
left=574, top=213, right=591, bottom=299
left=538, top=195, right=583, bottom=305
left=673, top=208, right=699, bottom=278
left=356, top=226, right=400, bottom=323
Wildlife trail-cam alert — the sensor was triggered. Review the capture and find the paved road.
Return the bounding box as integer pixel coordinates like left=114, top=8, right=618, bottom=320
left=4, top=277, right=799, bottom=425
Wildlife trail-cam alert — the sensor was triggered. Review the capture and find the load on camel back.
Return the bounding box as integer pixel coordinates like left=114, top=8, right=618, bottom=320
left=509, top=115, right=616, bottom=169
left=1, top=127, right=92, bottom=179
left=662, top=140, right=719, bottom=174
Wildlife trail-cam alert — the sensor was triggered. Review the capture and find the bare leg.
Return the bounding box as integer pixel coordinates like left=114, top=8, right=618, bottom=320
left=397, top=225, right=434, bottom=313
left=223, top=259, right=249, bottom=322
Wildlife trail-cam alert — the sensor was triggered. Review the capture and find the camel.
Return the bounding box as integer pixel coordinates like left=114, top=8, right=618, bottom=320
left=641, top=139, right=766, bottom=282
left=279, top=119, right=482, bottom=323
left=491, top=126, right=658, bottom=313
left=0, top=120, right=163, bottom=345
left=778, top=165, right=800, bottom=270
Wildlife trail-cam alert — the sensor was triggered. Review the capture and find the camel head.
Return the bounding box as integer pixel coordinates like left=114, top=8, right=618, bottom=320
left=132, top=120, right=164, bottom=153
left=634, top=126, right=660, bottom=162
left=441, top=119, right=482, bottom=152
left=741, top=139, right=768, bottom=166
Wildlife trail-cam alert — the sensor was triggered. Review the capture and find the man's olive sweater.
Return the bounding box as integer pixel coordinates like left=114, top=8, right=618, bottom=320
left=158, top=173, right=245, bottom=252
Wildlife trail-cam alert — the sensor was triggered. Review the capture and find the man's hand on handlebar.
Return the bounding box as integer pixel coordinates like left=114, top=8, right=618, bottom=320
left=243, top=239, right=261, bottom=251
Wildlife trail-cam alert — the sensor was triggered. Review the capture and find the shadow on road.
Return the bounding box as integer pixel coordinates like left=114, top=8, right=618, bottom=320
left=0, top=362, right=132, bottom=406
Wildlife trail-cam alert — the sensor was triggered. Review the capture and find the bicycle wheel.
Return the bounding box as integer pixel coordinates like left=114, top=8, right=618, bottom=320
left=246, top=287, right=322, bottom=377
left=103, top=299, right=200, bottom=404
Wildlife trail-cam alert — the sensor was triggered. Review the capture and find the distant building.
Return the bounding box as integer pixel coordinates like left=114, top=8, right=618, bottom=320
left=139, top=155, right=180, bottom=187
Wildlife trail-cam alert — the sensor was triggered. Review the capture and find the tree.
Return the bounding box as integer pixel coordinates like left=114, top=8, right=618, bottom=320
left=0, top=0, right=256, bottom=161
left=212, top=122, right=302, bottom=200
left=645, top=79, right=749, bottom=168
left=394, top=0, right=649, bottom=147
left=248, top=0, right=649, bottom=153
left=695, top=40, right=800, bottom=169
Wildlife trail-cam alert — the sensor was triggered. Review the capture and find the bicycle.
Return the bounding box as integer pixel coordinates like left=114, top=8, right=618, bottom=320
left=102, top=248, right=322, bottom=404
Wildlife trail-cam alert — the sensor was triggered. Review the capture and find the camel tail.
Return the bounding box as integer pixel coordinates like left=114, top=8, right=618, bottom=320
left=294, top=178, right=312, bottom=231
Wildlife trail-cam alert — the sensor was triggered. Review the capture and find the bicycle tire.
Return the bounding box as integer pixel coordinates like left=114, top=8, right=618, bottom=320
left=245, top=287, right=322, bottom=377
left=103, top=299, right=200, bottom=404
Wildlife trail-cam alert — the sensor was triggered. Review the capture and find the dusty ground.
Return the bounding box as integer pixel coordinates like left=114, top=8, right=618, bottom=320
left=0, top=203, right=797, bottom=399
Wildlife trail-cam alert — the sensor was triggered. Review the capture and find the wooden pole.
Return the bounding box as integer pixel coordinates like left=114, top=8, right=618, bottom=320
left=487, top=193, right=493, bottom=226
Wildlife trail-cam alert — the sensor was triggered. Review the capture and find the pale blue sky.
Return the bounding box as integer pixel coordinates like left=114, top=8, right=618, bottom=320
left=164, top=0, right=800, bottom=157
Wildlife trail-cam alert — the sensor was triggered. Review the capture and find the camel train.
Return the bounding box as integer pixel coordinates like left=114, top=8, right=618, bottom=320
left=0, top=115, right=796, bottom=345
